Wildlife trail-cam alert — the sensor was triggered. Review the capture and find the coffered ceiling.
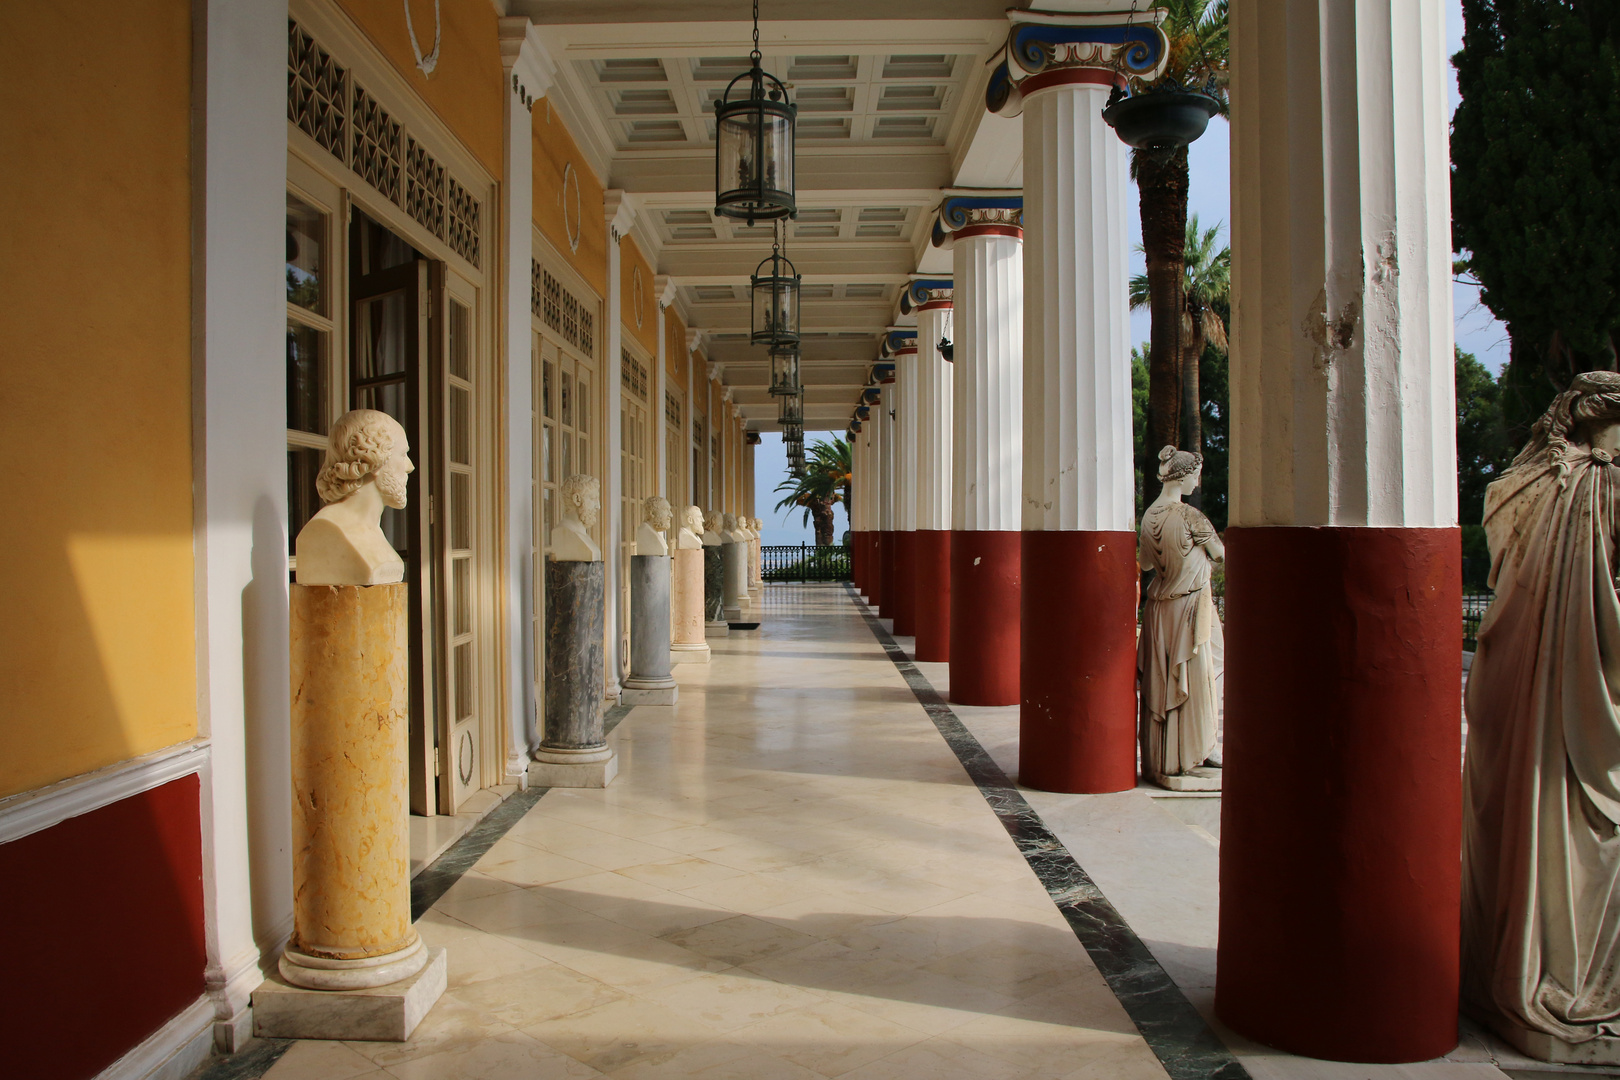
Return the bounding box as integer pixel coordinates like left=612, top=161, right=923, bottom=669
left=508, top=1, right=1030, bottom=430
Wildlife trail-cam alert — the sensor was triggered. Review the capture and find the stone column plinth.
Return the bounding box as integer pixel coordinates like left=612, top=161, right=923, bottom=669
left=703, top=544, right=728, bottom=637
left=536, top=560, right=616, bottom=787
left=670, top=547, right=710, bottom=663
left=623, top=554, right=677, bottom=705
left=257, top=584, right=447, bottom=1042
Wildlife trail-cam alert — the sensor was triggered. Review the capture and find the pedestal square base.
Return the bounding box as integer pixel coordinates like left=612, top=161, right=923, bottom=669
left=1154, top=766, right=1223, bottom=792
left=671, top=643, right=710, bottom=664
left=622, top=683, right=678, bottom=706
left=529, top=750, right=618, bottom=788
left=705, top=621, right=730, bottom=638
left=1496, top=1018, right=1620, bottom=1065
left=252, top=947, right=446, bottom=1042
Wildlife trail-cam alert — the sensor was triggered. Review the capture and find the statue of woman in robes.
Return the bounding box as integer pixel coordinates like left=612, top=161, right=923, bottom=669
left=1137, top=446, right=1225, bottom=791
left=1464, top=370, right=1620, bottom=1062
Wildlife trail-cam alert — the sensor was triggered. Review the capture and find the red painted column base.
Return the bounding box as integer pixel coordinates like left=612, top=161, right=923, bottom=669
left=853, top=531, right=867, bottom=596
left=1019, top=531, right=1138, bottom=793
left=912, top=530, right=951, bottom=662
left=950, top=531, right=1021, bottom=706
left=878, top=531, right=896, bottom=617
left=868, top=532, right=884, bottom=607
left=892, top=531, right=918, bottom=637
left=1216, top=525, right=1461, bottom=1064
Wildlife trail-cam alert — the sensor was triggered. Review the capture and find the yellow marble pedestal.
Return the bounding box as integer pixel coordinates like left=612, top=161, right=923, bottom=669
left=281, top=583, right=425, bottom=990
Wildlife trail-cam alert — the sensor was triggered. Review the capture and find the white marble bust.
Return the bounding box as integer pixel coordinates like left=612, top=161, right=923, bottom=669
left=551, top=474, right=602, bottom=562
left=295, top=409, right=413, bottom=586
left=677, top=506, right=704, bottom=550
left=735, top=516, right=754, bottom=541
left=635, top=496, right=672, bottom=556
left=721, top=513, right=740, bottom=544
left=701, top=510, right=724, bottom=547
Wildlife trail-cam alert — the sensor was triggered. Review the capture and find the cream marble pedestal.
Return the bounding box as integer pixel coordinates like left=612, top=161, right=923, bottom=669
left=670, top=547, right=710, bottom=664
left=254, top=584, right=444, bottom=1041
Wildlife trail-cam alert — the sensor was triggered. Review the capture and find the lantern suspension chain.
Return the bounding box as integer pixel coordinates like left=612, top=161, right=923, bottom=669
left=752, top=0, right=761, bottom=64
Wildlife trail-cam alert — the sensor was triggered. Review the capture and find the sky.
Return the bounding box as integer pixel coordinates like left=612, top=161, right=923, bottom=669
left=756, top=0, right=1504, bottom=543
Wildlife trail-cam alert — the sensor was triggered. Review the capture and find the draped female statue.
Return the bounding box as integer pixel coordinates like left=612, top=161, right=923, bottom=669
left=1137, top=446, right=1225, bottom=790
left=1464, top=370, right=1620, bottom=1062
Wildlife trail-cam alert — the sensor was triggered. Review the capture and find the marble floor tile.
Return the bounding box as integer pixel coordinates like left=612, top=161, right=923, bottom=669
left=261, top=1040, right=381, bottom=1080
left=519, top=994, right=726, bottom=1073
left=381, top=1029, right=605, bottom=1079
left=730, top=997, right=932, bottom=1076
left=639, top=970, right=829, bottom=1033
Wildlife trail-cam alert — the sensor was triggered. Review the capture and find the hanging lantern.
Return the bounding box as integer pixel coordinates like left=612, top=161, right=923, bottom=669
left=714, top=1, right=796, bottom=224
left=753, top=223, right=801, bottom=346
left=767, top=345, right=801, bottom=398
left=778, top=392, right=803, bottom=427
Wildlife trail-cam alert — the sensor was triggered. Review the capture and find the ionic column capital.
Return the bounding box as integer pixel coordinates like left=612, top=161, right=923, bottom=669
left=933, top=194, right=1024, bottom=247
left=902, top=277, right=954, bottom=314
left=987, top=7, right=1169, bottom=117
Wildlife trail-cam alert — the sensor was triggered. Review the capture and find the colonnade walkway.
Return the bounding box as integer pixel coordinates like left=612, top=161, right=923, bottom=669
left=259, top=585, right=1529, bottom=1080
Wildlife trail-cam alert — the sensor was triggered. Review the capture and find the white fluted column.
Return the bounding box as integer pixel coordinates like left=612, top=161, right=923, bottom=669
left=889, top=333, right=920, bottom=635
left=1216, top=0, right=1460, bottom=1063
left=910, top=282, right=953, bottom=662
left=945, top=201, right=1024, bottom=705
left=602, top=192, right=636, bottom=698
left=1018, top=74, right=1136, bottom=794
left=877, top=372, right=897, bottom=619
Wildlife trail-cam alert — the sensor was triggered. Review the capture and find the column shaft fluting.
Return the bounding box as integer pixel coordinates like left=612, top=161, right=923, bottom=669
left=951, top=225, right=1023, bottom=705
left=878, top=379, right=897, bottom=619
left=891, top=344, right=919, bottom=636
left=866, top=389, right=885, bottom=608
left=1216, top=0, right=1460, bottom=1063
left=1019, top=78, right=1137, bottom=795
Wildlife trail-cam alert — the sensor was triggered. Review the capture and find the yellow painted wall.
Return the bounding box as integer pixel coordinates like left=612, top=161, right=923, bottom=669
left=0, top=2, right=198, bottom=798
left=534, top=106, right=607, bottom=298
left=338, top=0, right=504, bottom=178
left=619, top=237, right=658, bottom=356
left=666, top=308, right=688, bottom=394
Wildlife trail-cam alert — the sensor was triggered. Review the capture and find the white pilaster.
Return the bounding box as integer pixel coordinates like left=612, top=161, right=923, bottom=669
left=953, top=228, right=1024, bottom=531
left=914, top=295, right=954, bottom=533
left=686, top=330, right=701, bottom=507
left=1229, top=0, right=1455, bottom=529
left=1022, top=82, right=1133, bottom=533
left=878, top=381, right=896, bottom=533
left=497, top=17, right=553, bottom=782
left=196, top=0, right=290, bottom=1048
left=654, top=275, right=676, bottom=500
left=851, top=425, right=866, bottom=534
left=603, top=190, right=636, bottom=695
left=892, top=336, right=919, bottom=533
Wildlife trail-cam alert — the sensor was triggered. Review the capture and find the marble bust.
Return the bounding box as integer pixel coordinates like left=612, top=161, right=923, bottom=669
left=701, top=510, right=723, bottom=547
left=295, top=409, right=413, bottom=586
left=551, top=474, right=602, bottom=562
left=1136, top=446, right=1225, bottom=790
left=635, top=496, right=672, bottom=557
left=676, top=506, right=704, bottom=550
left=1463, top=370, right=1620, bottom=1060
left=722, top=513, right=740, bottom=544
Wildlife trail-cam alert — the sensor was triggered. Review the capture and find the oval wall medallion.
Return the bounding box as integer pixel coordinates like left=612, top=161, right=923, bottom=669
left=562, top=163, right=582, bottom=254
left=632, top=266, right=645, bottom=328
left=458, top=730, right=474, bottom=785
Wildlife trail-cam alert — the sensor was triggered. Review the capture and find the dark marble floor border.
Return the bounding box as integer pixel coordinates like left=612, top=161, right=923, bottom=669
left=187, top=701, right=636, bottom=1080
left=845, top=584, right=1249, bottom=1080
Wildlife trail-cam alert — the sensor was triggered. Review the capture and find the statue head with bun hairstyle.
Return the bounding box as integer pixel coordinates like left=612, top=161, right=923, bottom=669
left=1157, top=445, right=1204, bottom=486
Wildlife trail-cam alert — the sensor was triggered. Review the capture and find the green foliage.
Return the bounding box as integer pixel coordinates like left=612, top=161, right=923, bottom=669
left=1131, top=343, right=1151, bottom=516
left=1452, top=0, right=1620, bottom=430
left=1146, top=0, right=1230, bottom=102
left=1198, top=303, right=1230, bottom=531
left=773, top=438, right=850, bottom=544
left=1129, top=214, right=1231, bottom=323
left=1454, top=348, right=1518, bottom=587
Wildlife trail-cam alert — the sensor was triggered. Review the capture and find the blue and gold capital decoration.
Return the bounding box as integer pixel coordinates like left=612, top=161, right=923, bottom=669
left=986, top=7, right=1170, bottom=117
left=900, top=278, right=954, bottom=316
left=932, top=195, right=1024, bottom=248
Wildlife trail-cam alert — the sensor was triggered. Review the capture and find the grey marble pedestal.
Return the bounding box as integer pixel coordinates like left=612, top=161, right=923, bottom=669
left=623, top=554, right=677, bottom=706
left=536, top=559, right=616, bottom=787
left=703, top=545, right=728, bottom=637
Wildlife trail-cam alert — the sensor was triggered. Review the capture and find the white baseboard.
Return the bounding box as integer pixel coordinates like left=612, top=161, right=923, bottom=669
left=0, top=741, right=210, bottom=845
left=97, top=996, right=214, bottom=1080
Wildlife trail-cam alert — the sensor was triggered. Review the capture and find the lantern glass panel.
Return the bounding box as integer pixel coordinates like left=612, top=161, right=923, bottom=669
left=778, top=393, right=803, bottom=427
left=768, top=347, right=801, bottom=396
left=716, top=101, right=795, bottom=221
left=752, top=273, right=799, bottom=345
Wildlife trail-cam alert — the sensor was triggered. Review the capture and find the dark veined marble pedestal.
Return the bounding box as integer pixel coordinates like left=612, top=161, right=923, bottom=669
left=537, top=559, right=616, bottom=787
left=623, top=554, right=677, bottom=706
left=703, top=544, right=728, bottom=637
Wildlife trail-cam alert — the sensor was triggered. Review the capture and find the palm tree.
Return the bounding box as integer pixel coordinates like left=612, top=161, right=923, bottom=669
left=773, top=437, right=850, bottom=546
left=1131, top=214, right=1230, bottom=469
left=1131, top=0, right=1228, bottom=494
